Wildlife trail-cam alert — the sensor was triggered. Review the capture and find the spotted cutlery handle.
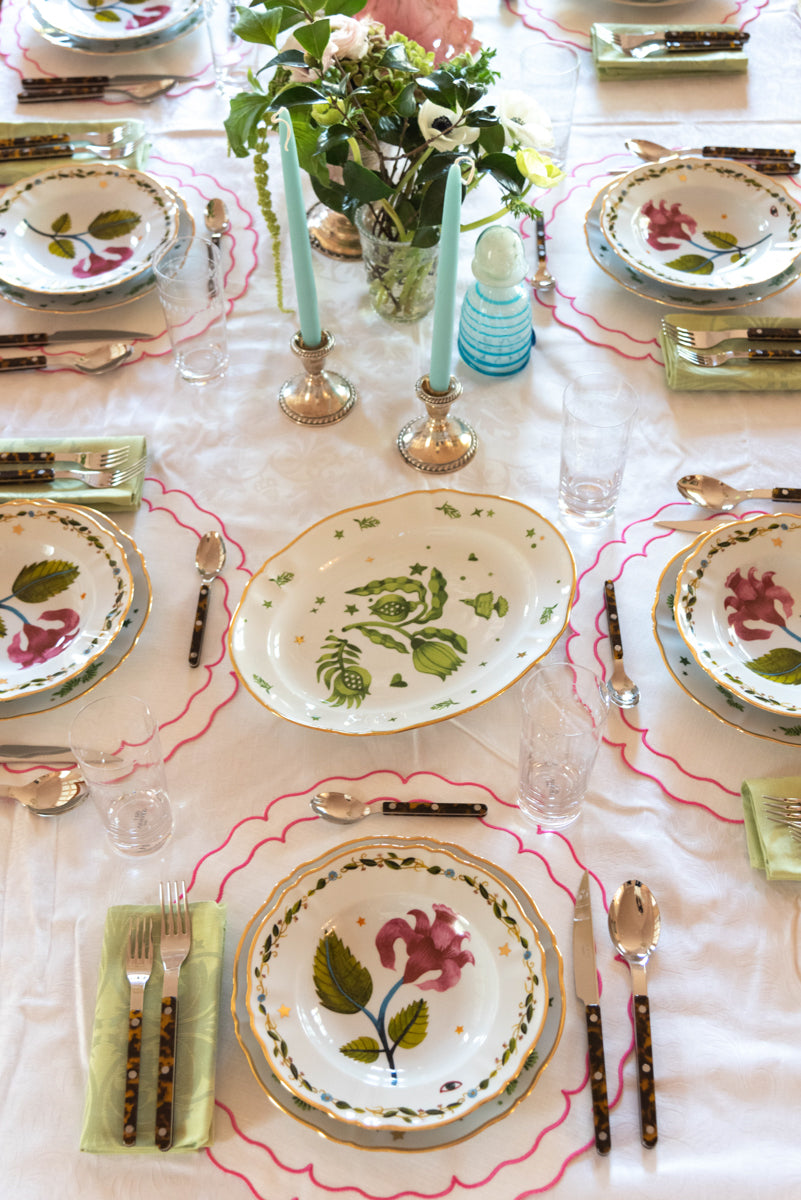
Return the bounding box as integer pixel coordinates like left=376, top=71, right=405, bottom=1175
left=380, top=800, right=488, bottom=817
left=702, top=145, right=795, bottom=160
left=603, top=580, right=625, bottom=663
left=633, top=993, right=657, bottom=1148
left=535, top=214, right=547, bottom=263
left=0, top=132, right=71, bottom=148
left=0, top=356, right=47, bottom=371
left=584, top=1004, right=611, bottom=1155
left=0, top=335, right=50, bottom=348
left=665, top=29, right=749, bottom=48
left=21, top=75, right=112, bottom=86
left=772, top=488, right=801, bottom=501
left=0, top=452, right=56, bottom=463
left=18, top=89, right=106, bottom=103
left=123, top=1008, right=144, bottom=1146
left=188, top=583, right=210, bottom=668
left=746, top=347, right=801, bottom=360
left=155, top=995, right=178, bottom=1151
left=0, top=144, right=73, bottom=161
left=742, top=327, right=801, bottom=340
left=751, top=161, right=801, bottom=175
left=0, top=468, right=54, bottom=484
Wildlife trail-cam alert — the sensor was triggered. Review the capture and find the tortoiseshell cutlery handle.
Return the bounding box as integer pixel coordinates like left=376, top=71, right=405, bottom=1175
left=0, top=468, right=55, bottom=483
left=633, top=994, right=657, bottom=1148
left=155, top=994, right=178, bottom=1151
left=0, top=144, right=73, bottom=162
left=18, top=88, right=106, bottom=103
left=751, top=161, right=800, bottom=175
left=0, top=334, right=50, bottom=348
left=0, top=132, right=71, bottom=148
left=746, top=347, right=801, bottom=360
left=0, top=356, right=47, bottom=371
left=702, top=145, right=795, bottom=160
left=603, top=580, right=625, bottom=664
left=21, top=74, right=112, bottom=86
left=585, top=1003, right=611, bottom=1155
left=535, top=214, right=547, bottom=263
left=741, top=327, right=801, bottom=340
left=380, top=800, right=488, bottom=817
left=123, top=1007, right=143, bottom=1146
left=665, top=29, right=749, bottom=45
left=0, top=452, right=58, bottom=463
left=772, top=488, right=801, bottom=501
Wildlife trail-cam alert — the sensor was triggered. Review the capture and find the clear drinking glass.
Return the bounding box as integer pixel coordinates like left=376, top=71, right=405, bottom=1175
left=517, top=661, right=609, bottom=829
left=203, top=0, right=264, bottom=94
left=518, top=41, right=580, bottom=169
left=558, top=371, right=638, bottom=529
left=69, top=694, right=173, bottom=855
left=154, top=236, right=229, bottom=385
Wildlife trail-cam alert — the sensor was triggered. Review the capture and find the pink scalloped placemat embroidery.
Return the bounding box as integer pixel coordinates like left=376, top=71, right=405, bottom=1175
left=186, top=768, right=629, bottom=1200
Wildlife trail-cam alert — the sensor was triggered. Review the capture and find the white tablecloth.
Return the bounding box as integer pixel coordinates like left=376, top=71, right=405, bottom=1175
left=2, top=1, right=801, bottom=1197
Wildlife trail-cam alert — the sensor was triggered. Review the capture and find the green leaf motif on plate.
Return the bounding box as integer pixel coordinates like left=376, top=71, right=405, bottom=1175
left=313, top=932, right=373, bottom=1015
left=746, top=646, right=801, bottom=685
left=87, top=210, right=141, bottom=241
left=388, top=999, right=429, bottom=1050
left=12, top=560, right=79, bottom=604
left=339, top=1035, right=381, bottom=1063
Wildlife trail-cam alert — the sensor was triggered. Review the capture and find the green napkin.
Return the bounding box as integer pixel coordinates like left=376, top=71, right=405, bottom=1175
left=741, top=778, right=801, bottom=881
left=0, top=435, right=147, bottom=510
left=591, top=25, right=749, bottom=80
left=660, top=313, right=801, bottom=392
left=81, top=901, right=226, bottom=1153
left=0, top=119, right=150, bottom=186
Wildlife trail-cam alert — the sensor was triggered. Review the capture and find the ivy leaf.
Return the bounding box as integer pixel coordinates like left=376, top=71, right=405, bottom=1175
left=233, top=6, right=284, bottom=47
left=388, top=999, right=429, bottom=1049
left=745, top=647, right=801, bottom=685
left=12, top=560, right=79, bottom=603
left=339, top=1036, right=381, bottom=1063
left=313, top=932, right=373, bottom=1014
left=87, top=210, right=141, bottom=241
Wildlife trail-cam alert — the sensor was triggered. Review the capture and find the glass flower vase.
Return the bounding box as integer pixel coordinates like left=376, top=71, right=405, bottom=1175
left=355, top=205, right=440, bottom=324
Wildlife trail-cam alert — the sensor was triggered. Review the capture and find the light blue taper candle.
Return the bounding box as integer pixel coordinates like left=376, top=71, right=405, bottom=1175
left=428, top=162, right=463, bottom=393
left=277, top=107, right=322, bottom=348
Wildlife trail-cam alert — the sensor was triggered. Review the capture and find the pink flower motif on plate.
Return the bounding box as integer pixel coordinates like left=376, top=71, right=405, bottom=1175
left=641, top=199, right=698, bottom=251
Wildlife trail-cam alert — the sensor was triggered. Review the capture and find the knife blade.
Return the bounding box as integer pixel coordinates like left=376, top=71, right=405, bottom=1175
left=654, top=517, right=742, bottom=533
left=0, top=744, right=73, bottom=759
left=0, top=330, right=153, bottom=348
left=573, top=870, right=611, bottom=1155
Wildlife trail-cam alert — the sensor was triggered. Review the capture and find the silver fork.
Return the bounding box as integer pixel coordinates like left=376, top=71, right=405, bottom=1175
left=0, top=139, right=143, bottom=164
left=0, top=457, right=147, bottom=490
left=124, top=915, right=154, bottom=1146
left=675, top=346, right=801, bottom=368
left=662, top=321, right=801, bottom=349
left=156, top=881, right=192, bottom=1152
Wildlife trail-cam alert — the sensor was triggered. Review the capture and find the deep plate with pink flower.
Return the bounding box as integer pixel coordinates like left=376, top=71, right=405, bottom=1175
left=28, top=0, right=198, bottom=43
left=0, top=501, right=134, bottom=701
left=244, top=841, right=547, bottom=1132
left=0, top=165, right=179, bottom=297
left=600, top=158, right=801, bottom=292
left=674, top=515, right=801, bottom=717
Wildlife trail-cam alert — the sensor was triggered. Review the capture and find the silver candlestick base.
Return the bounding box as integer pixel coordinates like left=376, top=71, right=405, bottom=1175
left=397, top=374, right=477, bottom=472
left=278, top=329, right=357, bottom=425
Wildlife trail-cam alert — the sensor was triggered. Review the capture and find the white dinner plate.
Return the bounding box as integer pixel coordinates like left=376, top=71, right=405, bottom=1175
left=229, top=490, right=575, bottom=735
left=0, top=184, right=193, bottom=313
left=674, top=514, right=801, bottom=717
left=27, top=1, right=203, bottom=52
left=0, top=501, right=134, bottom=701
left=0, top=508, right=151, bottom=720
left=584, top=180, right=801, bottom=310
left=244, top=840, right=548, bottom=1132
left=600, top=158, right=801, bottom=292
left=652, top=539, right=801, bottom=744
left=29, top=0, right=198, bottom=44
left=233, top=833, right=565, bottom=1150
left=0, top=165, right=180, bottom=297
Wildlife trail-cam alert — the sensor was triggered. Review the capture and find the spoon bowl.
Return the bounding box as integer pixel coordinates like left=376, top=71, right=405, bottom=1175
left=1, top=768, right=88, bottom=816
left=608, top=879, right=661, bottom=1147
left=205, top=198, right=230, bottom=249
left=311, top=790, right=488, bottom=824
left=677, top=472, right=785, bottom=511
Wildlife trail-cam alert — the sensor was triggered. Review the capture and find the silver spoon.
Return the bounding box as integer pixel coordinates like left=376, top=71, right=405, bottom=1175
left=205, top=198, right=231, bottom=249
left=608, top=879, right=661, bottom=1149
left=532, top=214, right=555, bottom=292
left=189, top=531, right=226, bottom=667
left=603, top=580, right=639, bottom=708
left=1, top=768, right=88, bottom=816
left=311, top=790, right=488, bottom=824
left=677, top=473, right=801, bottom=511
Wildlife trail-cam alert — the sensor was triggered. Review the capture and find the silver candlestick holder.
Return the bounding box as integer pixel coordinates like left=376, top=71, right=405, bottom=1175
left=397, top=374, right=477, bottom=472
left=278, top=329, right=357, bottom=425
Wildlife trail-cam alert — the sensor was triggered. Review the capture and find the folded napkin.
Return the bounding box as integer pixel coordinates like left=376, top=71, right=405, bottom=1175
left=81, top=901, right=226, bottom=1153
left=0, top=119, right=150, bottom=187
left=591, top=24, right=749, bottom=80
left=0, top=435, right=147, bottom=510
left=660, top=314, right=801, bottom=392
left=741, top=777, right=801, bottom=881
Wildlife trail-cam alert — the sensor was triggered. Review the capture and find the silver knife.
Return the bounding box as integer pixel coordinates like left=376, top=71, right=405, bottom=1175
left=654, top=517, right=739, bottom=533
left=20, top=74, right=198, bottom=86
left=573, top=870, right=611, bottom=1155
left=0, top=744, right=73, bottom=759
left=0, top=331, right=153, bottom=348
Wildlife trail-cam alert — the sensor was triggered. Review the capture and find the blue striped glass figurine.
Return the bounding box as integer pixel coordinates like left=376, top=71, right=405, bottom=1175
left=458, top=225, right=534, bottom=377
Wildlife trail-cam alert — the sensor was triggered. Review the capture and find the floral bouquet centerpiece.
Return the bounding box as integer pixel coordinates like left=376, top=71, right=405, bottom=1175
left=224, top=0, right=565, bottom=321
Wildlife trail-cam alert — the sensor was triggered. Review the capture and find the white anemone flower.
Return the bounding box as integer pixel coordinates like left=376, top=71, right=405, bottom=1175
left=418, top=100, right=480, bottom=151
left=498, top=91, right=554, bottom=150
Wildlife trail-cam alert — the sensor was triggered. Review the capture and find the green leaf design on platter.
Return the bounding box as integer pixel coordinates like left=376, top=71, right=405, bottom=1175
left=413, top=625, right=468, bottom=653
left=388, top=999, right=428, bottom=1050
left=12, top=560, right=79, bottom=603
left=347, top=576, right=427, bottom=602
left=357, top=626, right=409, bottom=654
left=745, top=646, right=801, bottom=684
left=87, top=209, right=141, bottom=240
left=313, top=932, right=373, bottom=1014
left=339, top=1036, right=381, bottom=1063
